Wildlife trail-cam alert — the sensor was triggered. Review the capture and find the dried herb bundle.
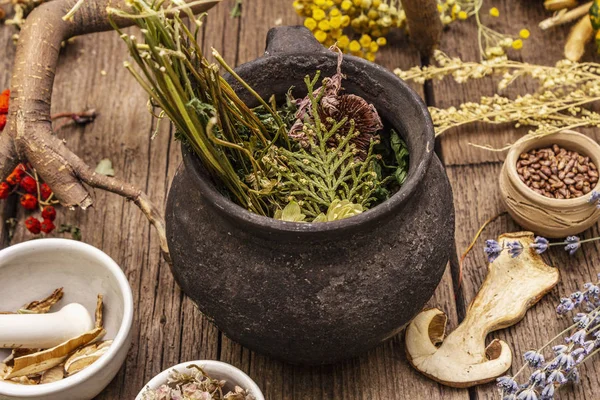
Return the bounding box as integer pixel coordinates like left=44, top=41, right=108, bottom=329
left=111, top=0, right=409, bottom=222
left=395, top=51, right=600, bottom=149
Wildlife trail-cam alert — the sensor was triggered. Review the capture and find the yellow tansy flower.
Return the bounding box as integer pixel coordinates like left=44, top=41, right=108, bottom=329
left=519, top=29, right=530, bottom=39
left=353, top=0, right=362, bottom=6
left=304, top=17, right=317, bottom=31
left=359, top=34, right=372, bottom=47
left=376, top=37, right=387, bottom=46
left=341, top=0, right=352, bottom=11
left=458, top=11, right=468, bottom=20
left=337, top=35, right=350, bottom=49
left=369, top=42, right=379, bottom=53
left=349, top=40, right=361, bottom=52
left=330, top=8, right=341, bottom=17
left=341, top=15, right=350, bottom=27
left=315, top=30, right=328, bottom=43
left=373, top=0, right=381, bottom=7
left=512, top=39, right=523, bottom=50
left=318, top=20, right=331, bottom=31
left=489, top=7, right=499, bottom=17
left=312, top=8, right=326, bottom=21
left=315, top=0, right=326, bottom=5
left=366, top=52, right=376, bottom=62
left=330, top=16, right=342, bottom=29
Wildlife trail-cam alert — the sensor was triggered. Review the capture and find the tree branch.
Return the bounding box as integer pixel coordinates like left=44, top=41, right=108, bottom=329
left=3, top=0, right=220, bottom=261
left=401, top=0, right=443, bottom=56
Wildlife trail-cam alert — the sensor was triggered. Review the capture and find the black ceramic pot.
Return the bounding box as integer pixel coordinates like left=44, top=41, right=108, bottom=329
left=166, top=27, right=455, bottom=365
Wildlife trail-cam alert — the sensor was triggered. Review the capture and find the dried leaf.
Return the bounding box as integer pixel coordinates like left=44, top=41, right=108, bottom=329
left=5, top=327, right=106, bottom=379
left=40, top=365, right=64, bottom=384
left=64, top=340, right=111, bottom=375
left=94, top=158, right=115, bottom=176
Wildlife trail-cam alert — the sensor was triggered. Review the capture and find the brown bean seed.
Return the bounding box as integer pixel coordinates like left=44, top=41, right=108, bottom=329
left=576, top=181, right=584, bottom=190
left=564, top=178, right=575, bottom=185
left=583, top=186, right=591, bottom=194
left=558, top=171, right=566, bottom=180
left=541, top=166, right=552, bottom=176
left=578, top=165, right=588, bottom=173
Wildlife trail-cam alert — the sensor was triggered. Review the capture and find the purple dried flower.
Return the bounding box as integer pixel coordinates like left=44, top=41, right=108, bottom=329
left=524, top=351, right=546, bottom=368
left=503, top=395, right=517, bottom=400
left=564, top=236, right=580, bottom=255
left=517, top=388, right=539, bottom=400
left=530, top=236, right=549, bottom=254
left=571, top=348, right=586, bottom=364
left=567, top=329, right=587, bottom=345
left=507, top=241, right=524, bottom=258
left=570, top=291, right=584, bottom=306
left=552, top=345, right=568, bottom=355
left=547, top=370, right=567, bottom=385
left=574, top=313, right=591, bottom=327
left=568, top=367, right=581, bottom=384
left=497, top=376, right=519, bottom=393
left=556, top=298, right=575, bottom=314
left=583, top=340, right=595, bottom=354
left=589, top=190, right=600, bottom=208
left=529, top=370, right=546, bottom=387
left=485, top=239, right=504, bottom=263
left=540, top=384, right=555, bottom=400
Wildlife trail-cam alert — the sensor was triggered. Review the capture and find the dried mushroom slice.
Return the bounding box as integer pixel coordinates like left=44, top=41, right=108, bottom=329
left=4, top=327, right=105, bottom=379
left=40, top=365, right=64, bottom=384
left=95, top=294, right=103, bottom=329
left=21, top=288, right=64, bottom=314
left=64, top=340, right=112, bottom=375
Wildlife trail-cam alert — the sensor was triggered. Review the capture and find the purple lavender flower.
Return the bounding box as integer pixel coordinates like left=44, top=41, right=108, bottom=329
left=568, top=367, right=581, bottom=384
left=497, top=376, right=519, bottom=393
left=556, top=298, right=575, bottom=314
left=574, top=313, right=590, bottom=327
left=584, top=282, right=600, bottom=297
left=564, top=236, right=580, bottom=256
left=568, top=329, right=587, bottom=345
left=589, top=190, right=600, bottom=208
left=582, top=340, right=595, bottom=354
left=552, top=345, right=567, bottom=355
left=530, top=236, right=549, bottom=254
left=524, top=351, right=546, bottom=368
left=507, top=241, right=524, bottom=258
left=571, top=348, right=586, bottom=364
left=540, top=384, right=554, bottom=400
left=517, top=388, right=539, bottom=400
left=547, top=370, right=567, bottom=385
left=529, top=370, right=546, bottom=387
left=485, top=239, right=504, bottom=263
left=570, top=291, right=584, bottom=306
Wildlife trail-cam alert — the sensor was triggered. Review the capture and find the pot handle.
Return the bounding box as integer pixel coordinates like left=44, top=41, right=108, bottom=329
left=265, top=26, right=328, bottom=56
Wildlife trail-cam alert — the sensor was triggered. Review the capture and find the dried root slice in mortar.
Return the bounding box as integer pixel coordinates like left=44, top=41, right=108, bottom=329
left=64, top=340, right=112, bottom=376
left=0, top=288, right=63, bottom=315
left=95, top=294, right=103, bottom=329
left=4, top=327, right=106, bottom=379
left=40, top=365, right=64, bottom=384
left=20, top=288, right=64, bottom=314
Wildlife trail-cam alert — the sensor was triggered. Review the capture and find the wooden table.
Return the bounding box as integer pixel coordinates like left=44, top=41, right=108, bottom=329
left=1, top=1, right=599, bottom=399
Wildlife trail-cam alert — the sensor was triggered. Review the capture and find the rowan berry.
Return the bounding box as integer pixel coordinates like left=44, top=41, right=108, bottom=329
left=41, top=206, right=57, bottom=221
left=20, top=194, right=38, bottom=210
left=41, top=218, right=56, bottom=234
left=40, top=183, right=52, bottom=200
left=0, top=182, right=10, bottom=199
left=25, top=216, right=41, bottom=234
left=20, top=176, right=37, bottom=194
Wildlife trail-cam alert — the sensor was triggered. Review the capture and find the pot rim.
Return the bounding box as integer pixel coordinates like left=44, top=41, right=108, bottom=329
left=182, top=51, right=435, bottom=234
left=505, top=130, right=600, bottom=208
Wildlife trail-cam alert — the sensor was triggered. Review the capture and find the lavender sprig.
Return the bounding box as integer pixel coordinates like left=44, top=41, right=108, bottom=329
left=497, top=274, right=600, bottom=400
left=483, top=235, right=600, bottom=263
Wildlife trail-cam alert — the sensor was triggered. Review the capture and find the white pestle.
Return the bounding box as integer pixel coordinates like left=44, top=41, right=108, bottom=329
left=0, top=303, right=94, bottom=349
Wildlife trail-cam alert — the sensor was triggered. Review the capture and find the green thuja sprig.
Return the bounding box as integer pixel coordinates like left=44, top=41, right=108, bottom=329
left=268, top=72, right=391, bottom=218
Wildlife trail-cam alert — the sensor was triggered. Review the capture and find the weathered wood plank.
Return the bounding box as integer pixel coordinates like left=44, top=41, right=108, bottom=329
left=437, top=2, right=600, bottom=399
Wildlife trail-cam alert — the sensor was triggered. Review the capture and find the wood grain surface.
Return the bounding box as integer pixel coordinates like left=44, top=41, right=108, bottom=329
left=0, top=0, right=598, bottom=399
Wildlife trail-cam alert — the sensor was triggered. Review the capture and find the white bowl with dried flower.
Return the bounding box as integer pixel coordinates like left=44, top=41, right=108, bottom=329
left=136, top=360, right=264, bottom=400
left=500, top=130, right=600, bottom=237
left=0, top=239, right=134, bottom=400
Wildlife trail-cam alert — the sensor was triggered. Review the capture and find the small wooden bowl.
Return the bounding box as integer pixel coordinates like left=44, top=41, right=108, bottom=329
left=500, top=130, right=600, bottom=238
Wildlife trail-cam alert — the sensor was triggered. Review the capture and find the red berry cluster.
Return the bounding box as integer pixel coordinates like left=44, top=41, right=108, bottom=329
left=0, top=163, right=57, bottom=234
left=0, top=89, right=8, bottom=131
